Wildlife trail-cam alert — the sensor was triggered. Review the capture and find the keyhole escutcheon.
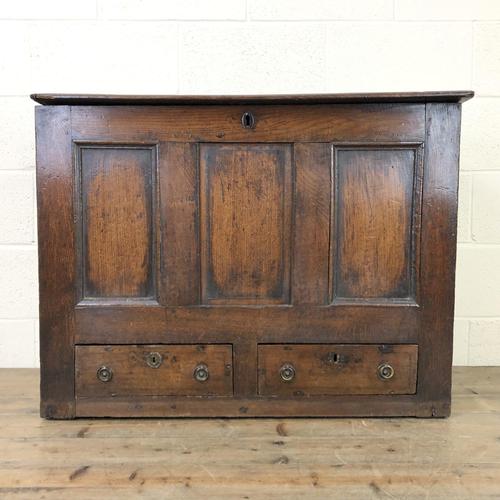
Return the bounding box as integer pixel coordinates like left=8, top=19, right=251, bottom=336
left=146, top=352, right=163, bottom=369
left=241, top=111, right=255, bottom=129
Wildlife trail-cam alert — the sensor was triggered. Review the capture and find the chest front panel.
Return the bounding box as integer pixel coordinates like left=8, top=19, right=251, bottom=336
left=35, top=98, right=464, bottom=418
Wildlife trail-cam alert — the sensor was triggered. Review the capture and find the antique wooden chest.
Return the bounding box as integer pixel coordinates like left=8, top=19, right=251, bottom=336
left=32, top=91, right=473, bottom=418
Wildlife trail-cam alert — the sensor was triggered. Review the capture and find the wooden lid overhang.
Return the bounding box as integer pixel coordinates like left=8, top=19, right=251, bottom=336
left=31, top=91, right=474, bottom=106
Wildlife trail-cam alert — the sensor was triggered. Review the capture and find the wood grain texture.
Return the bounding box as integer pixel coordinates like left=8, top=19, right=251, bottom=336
left=292, top=143, right=332, bottom=304
left=70, top=104, right=426, bottom=143
left=232, top=338, right=258, bottom=397
left=35, top=97, right=469, bottom=419
left=35, top=106, right=75, bottom=419
left=417, top=103, right=462, bottom=414
left=75, top=394, right=442, bottom=418
left=258, top=344, right=418, bottom=396
left=75, top=345, right=233, bottom=398
left=79, top=147, right=154, bottom=299
left=75, top=305, right=419, bottom=344
left=159, top=142, right=200, bottom=305
left=30, top=90, right=475, bottom=105
left=2, top=367, right=500, bottom=499
left=200, top=144, right=292, bottom=304
left=335, top=148, right=416, bottom=300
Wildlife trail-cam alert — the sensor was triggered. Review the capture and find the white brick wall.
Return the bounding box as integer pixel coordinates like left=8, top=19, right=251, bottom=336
left=0, top=0, right=499, bottom=367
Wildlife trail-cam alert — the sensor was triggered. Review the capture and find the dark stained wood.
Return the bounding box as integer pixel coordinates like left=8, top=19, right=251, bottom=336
left=70, top=104, right=426, bottom=143
left=35, top=106, right=76, bottom=419
left=75, top=345, right=233, bottom=398
left=79, top=147, right=155, bottom=299
left=75, top=305, right=420, bottom=344
left=232, top=338, right=258, bottom=397
left=258, top=344, right=418, bottom=396
left=34, top=93, right=471, bottom=418
left=292, top=143, right=332, bottom=304
left=159, top=142, right=200, bottom=305
left=417, top=103, right=462, bottom=417
left=334, top=148, right=417, bottom=300
left=76, top=394, right=441, bottom=418
left=200, top=144, right=292, bottom=304
left=31, top=90, right=474, bottom=105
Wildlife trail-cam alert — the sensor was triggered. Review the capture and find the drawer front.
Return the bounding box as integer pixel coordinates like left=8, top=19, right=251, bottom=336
left=75, top=344, right=233, bottom=397
left=258, top=344, right=418, bottom=396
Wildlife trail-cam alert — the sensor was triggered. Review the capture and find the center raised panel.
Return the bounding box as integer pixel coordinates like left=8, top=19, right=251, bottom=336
left=200, top=144, right=292, bottom=305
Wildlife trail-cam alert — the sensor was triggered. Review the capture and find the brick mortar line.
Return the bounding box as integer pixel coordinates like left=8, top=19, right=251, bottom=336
left=457, top=242, right=500, bottom=246
left=455, top=317, right=500, bottom=319
left=0, top=244, right=37, bottom=247
left=0, top=318, right=38, bottom=321
left=0, top=18, right=497, bottom=23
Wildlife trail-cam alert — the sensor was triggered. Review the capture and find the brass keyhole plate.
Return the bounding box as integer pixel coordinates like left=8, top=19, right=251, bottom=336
left=146, top=352, right=163, bottom=369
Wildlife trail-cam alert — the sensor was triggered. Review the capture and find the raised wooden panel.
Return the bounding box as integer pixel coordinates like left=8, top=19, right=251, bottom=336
left=258, top=344, right=418, bottom=396
left=78, top=146, right=156, bottom=300
left=75, top=344, right=233, bottom=398
left=334, top=148, right=419, bottom=301
left=200, top=144, right=292, bottom=305
left=159, top=142, right=200, bottom=306
left=292, top=143, right=332, bottom=304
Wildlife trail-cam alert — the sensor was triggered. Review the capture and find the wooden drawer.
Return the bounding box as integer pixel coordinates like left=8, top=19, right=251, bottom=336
left=75, top=345, right=233, bottom=398
left=258, top=344, right=418, bottom=396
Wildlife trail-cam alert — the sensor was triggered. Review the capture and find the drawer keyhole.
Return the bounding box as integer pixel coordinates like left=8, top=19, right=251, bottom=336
left=146, top=352, right=163, bottom=369
left=241, top=111, right=255, bottom=129
left=326, top=352, right=345, bottom=364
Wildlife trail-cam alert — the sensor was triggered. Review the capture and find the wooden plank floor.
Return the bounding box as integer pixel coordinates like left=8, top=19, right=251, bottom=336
left=0, top=368, right=499, bottom=499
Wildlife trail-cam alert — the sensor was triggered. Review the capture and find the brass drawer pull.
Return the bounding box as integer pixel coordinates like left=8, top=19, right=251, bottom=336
left=378, top=363, right=395, bottom=380
left=146, top=352, right=163, bottom=369
left=96, top=366, right=113, bottom=383
left=194, top=363, right=209, bottom=383
left=280, top=363, right=296, bottom=382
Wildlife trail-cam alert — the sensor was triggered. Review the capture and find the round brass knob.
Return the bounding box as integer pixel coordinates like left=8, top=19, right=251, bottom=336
left=146, top=352, right=163, bottom=369
left=378, top=363, right=395, bottom=380
left=279, top=363, right=296, bottom=382
left=96, top=366, right=113, bottom=383
left=194, top=363, right=209, bottom=383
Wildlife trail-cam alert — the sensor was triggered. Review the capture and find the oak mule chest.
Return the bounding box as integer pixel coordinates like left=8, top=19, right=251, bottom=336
left=32, top=91, right=473, bottom=419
